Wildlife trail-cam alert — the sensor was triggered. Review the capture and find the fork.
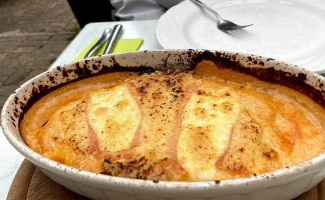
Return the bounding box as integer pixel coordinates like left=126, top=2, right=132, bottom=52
left=190, top=0, right=253, bottom=31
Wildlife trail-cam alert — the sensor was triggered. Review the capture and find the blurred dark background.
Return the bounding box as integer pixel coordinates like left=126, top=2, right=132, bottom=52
left=0, top=0, right=116, bottom=113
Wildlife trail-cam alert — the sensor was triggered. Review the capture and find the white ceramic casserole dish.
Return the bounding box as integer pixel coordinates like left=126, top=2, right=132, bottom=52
left=2, top=49, right=325, bottom=200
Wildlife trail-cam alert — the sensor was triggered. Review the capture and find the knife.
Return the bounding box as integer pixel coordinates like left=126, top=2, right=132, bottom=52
left=84, top=28, right=111, bottom=59
left=103, top=24, right=123, bottom=54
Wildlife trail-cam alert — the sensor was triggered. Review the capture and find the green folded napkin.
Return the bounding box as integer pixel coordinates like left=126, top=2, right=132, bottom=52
left=74, top=38, right=143, bottom=61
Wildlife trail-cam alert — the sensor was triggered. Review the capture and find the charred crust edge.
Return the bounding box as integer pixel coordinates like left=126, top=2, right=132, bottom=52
left=190, top=50, right=325, bottom=108
left=16, top=50, right=325, bottom=139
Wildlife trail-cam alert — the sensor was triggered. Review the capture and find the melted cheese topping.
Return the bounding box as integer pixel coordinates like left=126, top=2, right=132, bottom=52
left=88, top=85, right=140, bottom=152
left=20, top=61, right=325, bottom=181
left=178, top=84, right=240, bottom=180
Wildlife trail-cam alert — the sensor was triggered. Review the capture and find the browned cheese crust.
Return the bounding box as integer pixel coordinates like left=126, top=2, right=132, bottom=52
left=20, top=61, right=325, bottom=181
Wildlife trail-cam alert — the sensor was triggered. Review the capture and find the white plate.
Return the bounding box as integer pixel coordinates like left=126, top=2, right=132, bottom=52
left=156, top=0, right=325, bottom=73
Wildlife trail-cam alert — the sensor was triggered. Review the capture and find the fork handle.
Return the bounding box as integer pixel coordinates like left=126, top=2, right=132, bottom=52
left=190, top=0, right=223, bottom=21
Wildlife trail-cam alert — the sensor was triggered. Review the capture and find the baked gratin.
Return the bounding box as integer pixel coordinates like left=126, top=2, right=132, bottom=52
left=20, top=60, right=325, bottom=181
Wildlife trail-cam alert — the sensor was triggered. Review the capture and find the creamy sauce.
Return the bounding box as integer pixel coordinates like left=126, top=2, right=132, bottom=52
left=20, top=61, right=325, bottom=181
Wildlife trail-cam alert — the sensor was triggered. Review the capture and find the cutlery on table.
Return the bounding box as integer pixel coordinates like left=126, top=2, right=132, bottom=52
left=190, top=0, right=253, bottom=31
left=84, top=28, right=111, bottom=58
left=103, top=24, right=123, bottom=54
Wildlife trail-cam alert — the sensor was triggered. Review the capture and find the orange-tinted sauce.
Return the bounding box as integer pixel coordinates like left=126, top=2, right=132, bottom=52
left=20, top=61, right=325, bottom=181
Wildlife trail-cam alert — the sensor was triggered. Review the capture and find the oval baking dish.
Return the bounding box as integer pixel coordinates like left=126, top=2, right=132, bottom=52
left=2, top=49, right=325, bottom=200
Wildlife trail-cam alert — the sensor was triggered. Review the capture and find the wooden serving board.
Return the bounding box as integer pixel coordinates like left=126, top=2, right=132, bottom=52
left=7, top=160, right=89, bottom=200
left=7, top=159, right=325, bottom=200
